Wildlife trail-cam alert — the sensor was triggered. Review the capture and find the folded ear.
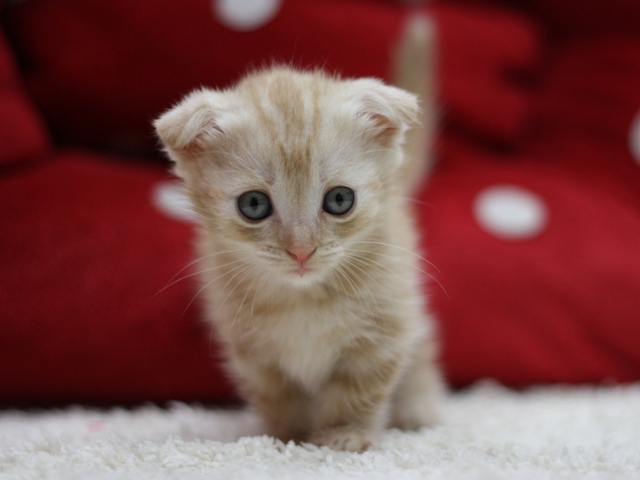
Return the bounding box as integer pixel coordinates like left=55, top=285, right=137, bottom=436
left=154, top=88, right=226, bottom=158
left=348, top=79, right=421, bottom=145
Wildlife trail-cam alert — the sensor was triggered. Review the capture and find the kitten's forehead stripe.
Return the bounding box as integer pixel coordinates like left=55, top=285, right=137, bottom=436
left=245, top=80, right=281, bottom=150
left=243, top=70, right=329, bottom=189
left=269, top=72, right=312, bottom=182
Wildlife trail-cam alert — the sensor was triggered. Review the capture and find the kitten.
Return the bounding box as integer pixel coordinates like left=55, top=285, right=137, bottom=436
left=154, top=66, right=443, bottom=452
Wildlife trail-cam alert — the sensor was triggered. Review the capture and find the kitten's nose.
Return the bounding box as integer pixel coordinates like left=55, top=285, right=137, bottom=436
left=286, top=246, right=317, bottom=265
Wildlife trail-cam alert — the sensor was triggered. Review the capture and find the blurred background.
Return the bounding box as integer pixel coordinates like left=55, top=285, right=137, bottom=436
left=1, top=0, right=639, bottom=407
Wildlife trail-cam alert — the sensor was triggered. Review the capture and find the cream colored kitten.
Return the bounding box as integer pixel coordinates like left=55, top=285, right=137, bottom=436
left=154, top=67, right=443, bottom=452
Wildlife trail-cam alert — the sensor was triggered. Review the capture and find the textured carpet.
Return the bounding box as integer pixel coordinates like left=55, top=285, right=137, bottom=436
left=1, top=382, right=639, bottom=479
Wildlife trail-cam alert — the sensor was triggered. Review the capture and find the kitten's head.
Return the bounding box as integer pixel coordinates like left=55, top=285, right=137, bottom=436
left=155, top=68, right=419, bottom=287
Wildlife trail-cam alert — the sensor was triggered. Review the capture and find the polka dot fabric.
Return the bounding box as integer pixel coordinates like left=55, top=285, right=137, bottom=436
left=416, top=0, right=640, bottom=386
left=417, top=149, right=640, bottom=386
left=473, top=185, right=548, bottom=241
left=214, top=0, right=282, bottom=32
left=1, top=0, right=639, bottom=405
left=2, top=0, right=539, bottom=154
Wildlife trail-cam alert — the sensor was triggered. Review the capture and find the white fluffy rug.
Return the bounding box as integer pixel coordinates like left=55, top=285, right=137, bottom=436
left=2, top=382, right=639, bottom=479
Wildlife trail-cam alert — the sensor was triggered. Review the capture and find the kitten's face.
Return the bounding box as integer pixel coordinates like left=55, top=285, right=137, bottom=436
left=155, top=69, right=419, bottom=287
left=195, top=122, right=388, bottom=287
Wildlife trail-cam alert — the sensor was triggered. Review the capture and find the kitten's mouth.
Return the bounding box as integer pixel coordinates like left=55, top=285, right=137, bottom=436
left=292, top=265, right=312, bottom=277
left=285, top=246, right=317, bottom=278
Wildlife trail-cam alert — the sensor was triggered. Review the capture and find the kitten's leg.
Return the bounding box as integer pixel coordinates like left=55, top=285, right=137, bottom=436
left=309, top=341, right=404, bottom=452
left=390, top=339, right=444, bottom=430
left=234, top=361, right=314, bottom=443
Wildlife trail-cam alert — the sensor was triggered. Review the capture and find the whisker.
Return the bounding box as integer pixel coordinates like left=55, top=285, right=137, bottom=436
left=345, top=255, right=386, bottom=290
left=215, top=263, right=258, bottom=318
left=182, top=261, right=251, bottom=317
left=342, top=259, right=385, bottom=322
left=326, top=270, right=362, bottom=339
left=208, top=262, right=259, bottom=356
left=350, top=240, right=441, bottom=273
left=250, top=270, right=271, bottom=328
left=347, top=251, right=402, bottom=278
left=348, top=248, right=449, bottom=299
left=171, top=249, right=246, bottom=280
left=345, top=253, right=409, bottom=305
left=325, top=268, right=344, bottom=305
left=149, top=248, right=245, bottom=301
left=336, top=262, right=380, bottom=322
left=330, top=267, right=351, bottom=304
left=229, top=263, right=262, bottom=329
left=152, top=257, right=246, bottom=300
left=394, top=195, right=435, bottom=209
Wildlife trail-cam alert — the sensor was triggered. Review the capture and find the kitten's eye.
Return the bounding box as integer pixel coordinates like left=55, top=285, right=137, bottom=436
left=323, top=186, right=355, bottom=216
left=238, top=191, right=272, bottom=221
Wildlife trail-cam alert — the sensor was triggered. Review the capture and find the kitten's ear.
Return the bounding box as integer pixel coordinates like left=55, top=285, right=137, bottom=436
left=349, top=79, right=420, bottom=145
left=154, top=89, right=226, bottom=158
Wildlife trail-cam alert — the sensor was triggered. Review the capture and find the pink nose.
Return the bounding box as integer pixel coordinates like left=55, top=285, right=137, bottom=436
left=286, top=246, right=317, bottom=265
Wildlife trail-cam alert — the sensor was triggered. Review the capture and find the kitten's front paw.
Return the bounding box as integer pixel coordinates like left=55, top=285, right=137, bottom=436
left=391, top=406, right=440, bottom=431
left=309, top=426, right=376, bottom=453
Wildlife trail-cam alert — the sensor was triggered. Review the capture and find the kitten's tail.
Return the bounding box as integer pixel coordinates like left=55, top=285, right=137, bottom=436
left=393, top=14, right=438, bottom=193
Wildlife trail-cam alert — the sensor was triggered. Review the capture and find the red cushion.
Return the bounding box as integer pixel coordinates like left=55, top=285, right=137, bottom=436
left=536, top=37, right=640, bottom=170
left=0, top=152, right=236, bottom=404
left=433, top=4, right=540, bottom=145
left=0, top=29, right=50, bottom=165
left=4, top=0, right=539, bottom=153
left=531, top=0, right=640, bottom=37
left=420, top=23, right=640, bottom=386
left=419, top=143, right=640, bottom=387
left=3, top=0, right=400, bottom=153
left=2, top=0, right=639, bottom=402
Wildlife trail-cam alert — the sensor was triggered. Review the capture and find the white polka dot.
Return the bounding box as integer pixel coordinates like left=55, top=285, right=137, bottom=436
left=152, top=181, right=199, bottom=223
left=474, top=185, right=548, bottom=240
left=629, top=109, right=640, bottom=166
left=214, top=0, right=282, bottom=32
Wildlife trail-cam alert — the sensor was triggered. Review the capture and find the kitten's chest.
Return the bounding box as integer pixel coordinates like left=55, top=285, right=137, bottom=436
left=246, top=299, right=364, bottom=392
